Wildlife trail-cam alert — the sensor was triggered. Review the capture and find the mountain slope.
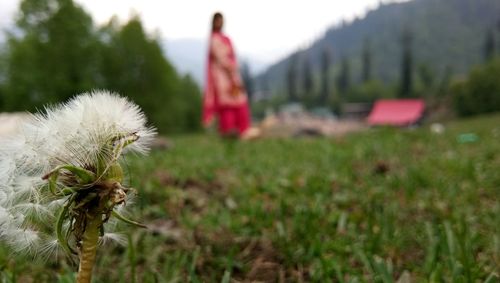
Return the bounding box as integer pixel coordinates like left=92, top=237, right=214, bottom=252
left=259, top=0, right=500, bottom=91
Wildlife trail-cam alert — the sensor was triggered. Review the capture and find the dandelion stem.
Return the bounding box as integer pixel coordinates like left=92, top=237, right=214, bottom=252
left=76, top=213, right=102, bottom=283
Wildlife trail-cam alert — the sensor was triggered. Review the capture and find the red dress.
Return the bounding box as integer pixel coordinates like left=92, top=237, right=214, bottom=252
left=202, top=32, right=250, bottom=136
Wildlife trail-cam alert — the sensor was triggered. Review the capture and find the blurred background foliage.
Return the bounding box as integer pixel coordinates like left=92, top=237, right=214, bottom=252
left=1, top=0, right=499, bottom=129
left=452, top=58, right=500, bottom=117
left=0, top=0, right=201, bottom=134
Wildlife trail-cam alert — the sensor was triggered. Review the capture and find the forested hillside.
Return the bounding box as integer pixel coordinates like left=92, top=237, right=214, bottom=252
left=259, top=0, right=500, bottom=92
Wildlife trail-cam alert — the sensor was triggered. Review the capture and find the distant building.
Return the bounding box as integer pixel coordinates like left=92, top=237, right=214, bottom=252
left=367, top=99, right=425, bottom=126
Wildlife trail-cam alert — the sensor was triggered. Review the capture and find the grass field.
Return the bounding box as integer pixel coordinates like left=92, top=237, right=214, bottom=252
left=1, top=114, right=499, bottom=282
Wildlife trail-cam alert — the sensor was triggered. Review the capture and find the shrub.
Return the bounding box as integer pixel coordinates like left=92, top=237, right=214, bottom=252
left=453, top=59, right=500, bottom=116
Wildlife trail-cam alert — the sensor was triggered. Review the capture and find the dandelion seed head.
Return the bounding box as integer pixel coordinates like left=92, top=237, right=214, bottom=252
left=0, top=90, right=155, bottom=256
left=4, top=228, right=41, bottom=255
left=99, top=232, right=127, bottom=247
left=47, top=197, right=68, bottom=211
left=124, top=192, right=138, bottom=206
left=39, top=238, right=62, bottom=261
left=113, top=202, right=132, bottom=217
left=0, top=154, right=15, bottom=181
left=21, top=91, right=155, bottom=169
left=11, top=202, right=54, bottom=224
left=0, top=207, right=9, bottom=225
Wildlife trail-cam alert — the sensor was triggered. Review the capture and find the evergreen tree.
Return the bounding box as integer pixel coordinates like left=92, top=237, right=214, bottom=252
left=256, top=75, right=270, bottom=102
left=399, top=28, right=414, bottom=97
left=336, top=57, right=351, bottom=96
left=484, top=29, right=496, bottom=62
left=438, top=65, right=452, bottom=95
left=319, top=47, right=331, bottom=104
left=259, top=76, right=269, bottom=93
left=240, top=61, right=254, bottom=102
left=302, top=56, right=314, bottom=97
left=417, top=64, right=435, bottom=94
left=286, top=52, right=299, bottom=102
left=362, top=38, right=372, bottom=83
left=497, top=18, right=500, bottom=54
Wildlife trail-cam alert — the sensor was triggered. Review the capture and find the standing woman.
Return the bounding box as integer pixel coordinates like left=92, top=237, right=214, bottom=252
left=202, top=12, right=257, bottom=139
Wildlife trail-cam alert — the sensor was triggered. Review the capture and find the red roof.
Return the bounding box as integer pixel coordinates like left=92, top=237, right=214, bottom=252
left=367, top=99, right=425, bottom=126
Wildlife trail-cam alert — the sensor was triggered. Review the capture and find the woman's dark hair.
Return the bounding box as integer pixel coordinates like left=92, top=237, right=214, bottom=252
left=212, top=12, right=223, bottom=31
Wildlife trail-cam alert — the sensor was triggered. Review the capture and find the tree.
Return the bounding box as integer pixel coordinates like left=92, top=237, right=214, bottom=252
left=399, top=28, right=414, bottom=97
left=319, top=47, right=331, bottom=104
left=336, top=56, right=351, bottom=97
left=259, top=75, right=269, bottom=94
left=484, top=29, right=496, bottom=62
left=437, top=65, right=452, bottom=95
left=99, top=17, right=183, bottom=133
left=240, top=61, right=254, bottom=102
left=286, top=52, right=299, bottom=102
left=417, top=64, right=435, bottom=96
left=177, top=75, right=202, bottom=132
left=362, top=38, right=372, bottom=83
left=348, top=80, right=389, bottom=103
left=4, top=0, right=99, bottom=111
left=454, top=58, right=500, bottom=116
left=302, top=55, right=314, bottom=97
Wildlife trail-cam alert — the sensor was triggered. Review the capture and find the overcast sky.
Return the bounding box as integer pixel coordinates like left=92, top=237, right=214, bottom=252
left=1, top=0, right=406, bottom=63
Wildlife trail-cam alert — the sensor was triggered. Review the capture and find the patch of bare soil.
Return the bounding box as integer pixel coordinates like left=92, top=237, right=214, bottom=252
left=259, top=113, right=366, bottom=138
left=193, top=229, right=313, bottom=283
left=154, top=170, right=225, bottom=195
left=155, top=170, right=223, bottom=194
